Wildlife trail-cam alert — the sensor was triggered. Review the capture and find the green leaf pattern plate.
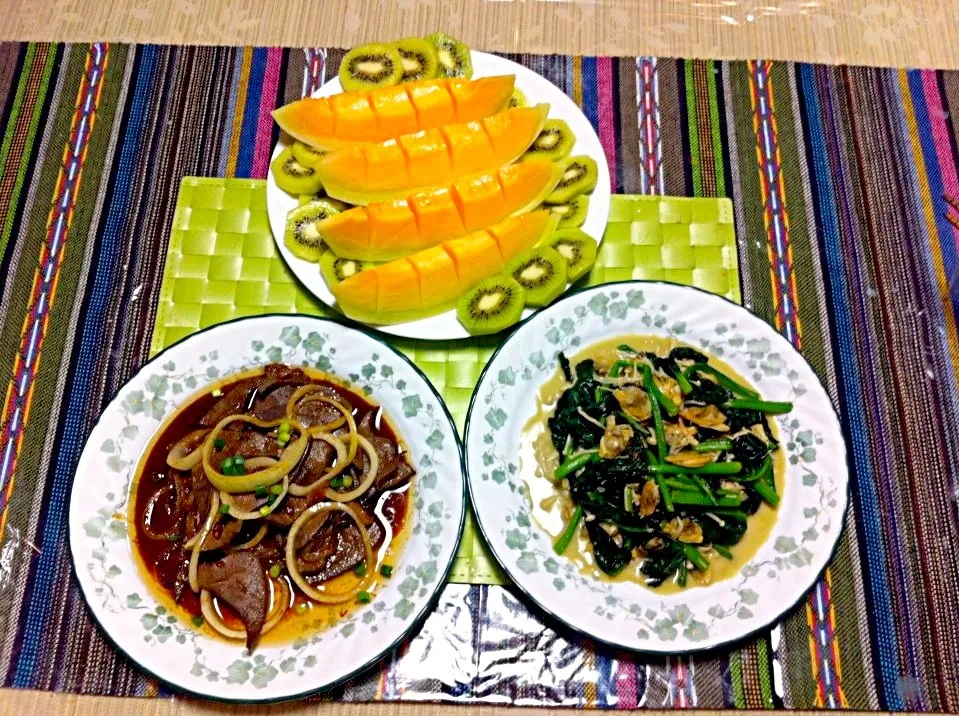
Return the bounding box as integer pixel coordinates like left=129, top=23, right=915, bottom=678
left=465, top=282, right=848, bottom=652
left=69, top=316, right=465, bottom=701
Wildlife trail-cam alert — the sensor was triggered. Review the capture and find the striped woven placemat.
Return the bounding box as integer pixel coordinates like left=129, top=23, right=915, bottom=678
left=151, top=178, right=740, bottom=584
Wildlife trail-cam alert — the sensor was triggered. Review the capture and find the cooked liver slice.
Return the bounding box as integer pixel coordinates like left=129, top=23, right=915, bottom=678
left=197, top=551, right=268, bottom=650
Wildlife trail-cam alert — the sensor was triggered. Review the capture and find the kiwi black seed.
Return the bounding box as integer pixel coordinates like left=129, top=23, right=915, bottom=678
left=456, top=275, right=525, bottom=335
left=506, top=246, right=568, bottom=307
left=426, top=33, right=473, bottom=79
left=549, top=228, right=598, bottom=282
left=339, top=42, right=404, bottom=92
left=271, top=146, right=324, bottom=196
left=541, top=194, right=589, bottom=229
left=320, top=250, right=372, bottom=286
left=291, top=141, right=327, bottom=168
left=544, top=155, right=599, bottom=204
left=392, top=37, right=439, bottom=83
left=509, top=88, right=528, bottom=108
left=523, top=119, right=576, bottom=162
left=284, top=200, right=344, bottom=263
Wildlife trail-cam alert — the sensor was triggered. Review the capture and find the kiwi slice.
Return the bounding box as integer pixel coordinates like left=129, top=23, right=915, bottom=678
left=506, top=246, right=568, bottom=307
left=427, top=33, right=473, bottom=79
left=320, top=250, right=372, bottom=287
left=457, top=275, right=525, bottom=335
left=392, top=37, right=439, bottom=83
left=524, top=119, right=576, bottom=162
left=541, top=195, right=588, bottom=229
left=509, top=88, right=528, bottom=108
left=291, top=141, right=326, bottom=168
left=284, top=200, right=344, bottom=263
left=549, top=229, right=598, bottom=282
left=339, top=42, right=404, bottom=92
left=545, top=155, right=599, bottom=204
left=271, top=146, right=323, bottom=195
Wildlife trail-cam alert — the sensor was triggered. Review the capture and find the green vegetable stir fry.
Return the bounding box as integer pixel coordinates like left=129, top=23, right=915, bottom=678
left=547, top=343, right=792, bottom=588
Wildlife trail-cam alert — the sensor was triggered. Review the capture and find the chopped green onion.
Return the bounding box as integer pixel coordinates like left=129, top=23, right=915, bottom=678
left=695, top=438, right=733, bottom=453
left=270, top=484, right=283, bottom=495
left=167, top=532, right=180, bottom=542
left=259, top=505, right=271, bottom=516
left=232, top=456, right=245, bottom=474
left=330, top=477, right=344, bottom=489
left=379, top=565, right=393, bottom=578
left=649, top=461, right=743, bottom=475
left=684, top=363, right=759, bottom=399
left=681, top=543, right=710, bottom=571
left=354, top=562, right=367, bottom=577
left=279, top=420, right=292, bottom=434
left=269, top=564, right=281, bottom=578
left=357, top=591, right=372, bottom=604
left=712, top=544, right=734, bottom=560
left=213, top=438, right=225, bottom=451
left=191, top=615, right=204, bottom=627
left=220, top=457, right=235, bottom=475
left=219, top=503, right=230, bottom=515
left=554, top=450, right=599, bottom=481
left=277, top=433, right=290, bottom=447
left=643, top=366, right=668, bottom=461
left=553, top=505, right=583, bottom=555
left=294, top=602, right=309, bottom=615
left=211, top=388, right=223, bottom=398
left=341, top=475, right=354, bottom=488
left=255, top=485, right=267, bottom=498
left=724, top=398, right=793, bottom=414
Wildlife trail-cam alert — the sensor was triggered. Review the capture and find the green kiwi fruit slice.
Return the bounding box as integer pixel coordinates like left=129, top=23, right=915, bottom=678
left=427, top=33, right=473, bottom=79
left=291, top=141, right=326, bottom=168
left=524, top=119, right=575, bottom=162
left=456, top=275, right=525, bottom=335
left=284, top=200, right=344, bottom=263
left=339, top=42, right=404, bottom=92
left=392, top=37, right=439, bottom=83
left=320, top=250, right=372, bottom=287
left=506, top=246, right=568, bottom=307
left=549, top=228, right=598, bottom=282
left=544, top=155, right=599, bottom=204
left=541, top=195, right=588, bottom=229
left=272, top=146, right=323, bottom=195
left=509, top=88, right=528, bottom=108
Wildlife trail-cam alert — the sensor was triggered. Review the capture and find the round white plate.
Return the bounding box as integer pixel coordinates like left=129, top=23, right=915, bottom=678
left=267, top=51, right=611, bottom=341
left=70, top=316, right=465, bottom=701
left=465, top=282, right=849, bottom=653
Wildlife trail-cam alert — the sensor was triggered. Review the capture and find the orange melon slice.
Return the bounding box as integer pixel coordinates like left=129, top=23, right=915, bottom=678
left=330, top=210, right=556, bottom=324
left=318, top=104, right=549, bottom=205
left=318, top=158, right=563, bottom=260
left=272, top=76, right=515, bottom=151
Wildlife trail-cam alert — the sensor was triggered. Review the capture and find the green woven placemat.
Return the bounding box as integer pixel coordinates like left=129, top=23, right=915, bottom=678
left=152, top=178, right=740, bottom=585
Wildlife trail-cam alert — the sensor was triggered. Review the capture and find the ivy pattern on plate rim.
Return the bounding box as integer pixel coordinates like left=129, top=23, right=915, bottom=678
left=469, top=285, right=847, bottom=650
left=73, top=320, right=462, bottom=693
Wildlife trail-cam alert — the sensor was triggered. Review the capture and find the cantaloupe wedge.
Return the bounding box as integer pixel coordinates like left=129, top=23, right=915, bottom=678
left=330, top=210, right=558, bottom=324
left=272, top=76, right=515, bottom=151
left=318, top=159, right=563, bottom=260
left=318, top=104, right=550, bottom=205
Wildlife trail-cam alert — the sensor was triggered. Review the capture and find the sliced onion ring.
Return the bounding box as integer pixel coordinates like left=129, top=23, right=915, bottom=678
left=230, top=524, right=268, bottom=551
left=142, top=485, right=179, bottom=541
left=201, top=415, right=307, bottom=493
left=188, top=491, right=220, bottom=592
left=287, top=433, right=348, bottom=496
left=166, top=429, right=209, bottom=471
left=322, top=434, right=379, bottom=502
left=199, top=578, right=290, bottom=641
left=221, top=474, right=290, bottom=520
left=285, top=502, right=373, bottom=604
left=286, top=387, right=358, bottom=462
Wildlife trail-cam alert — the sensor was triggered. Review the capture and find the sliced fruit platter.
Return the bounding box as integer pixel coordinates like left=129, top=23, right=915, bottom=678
left=267, top=34, right=610, bottom=339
